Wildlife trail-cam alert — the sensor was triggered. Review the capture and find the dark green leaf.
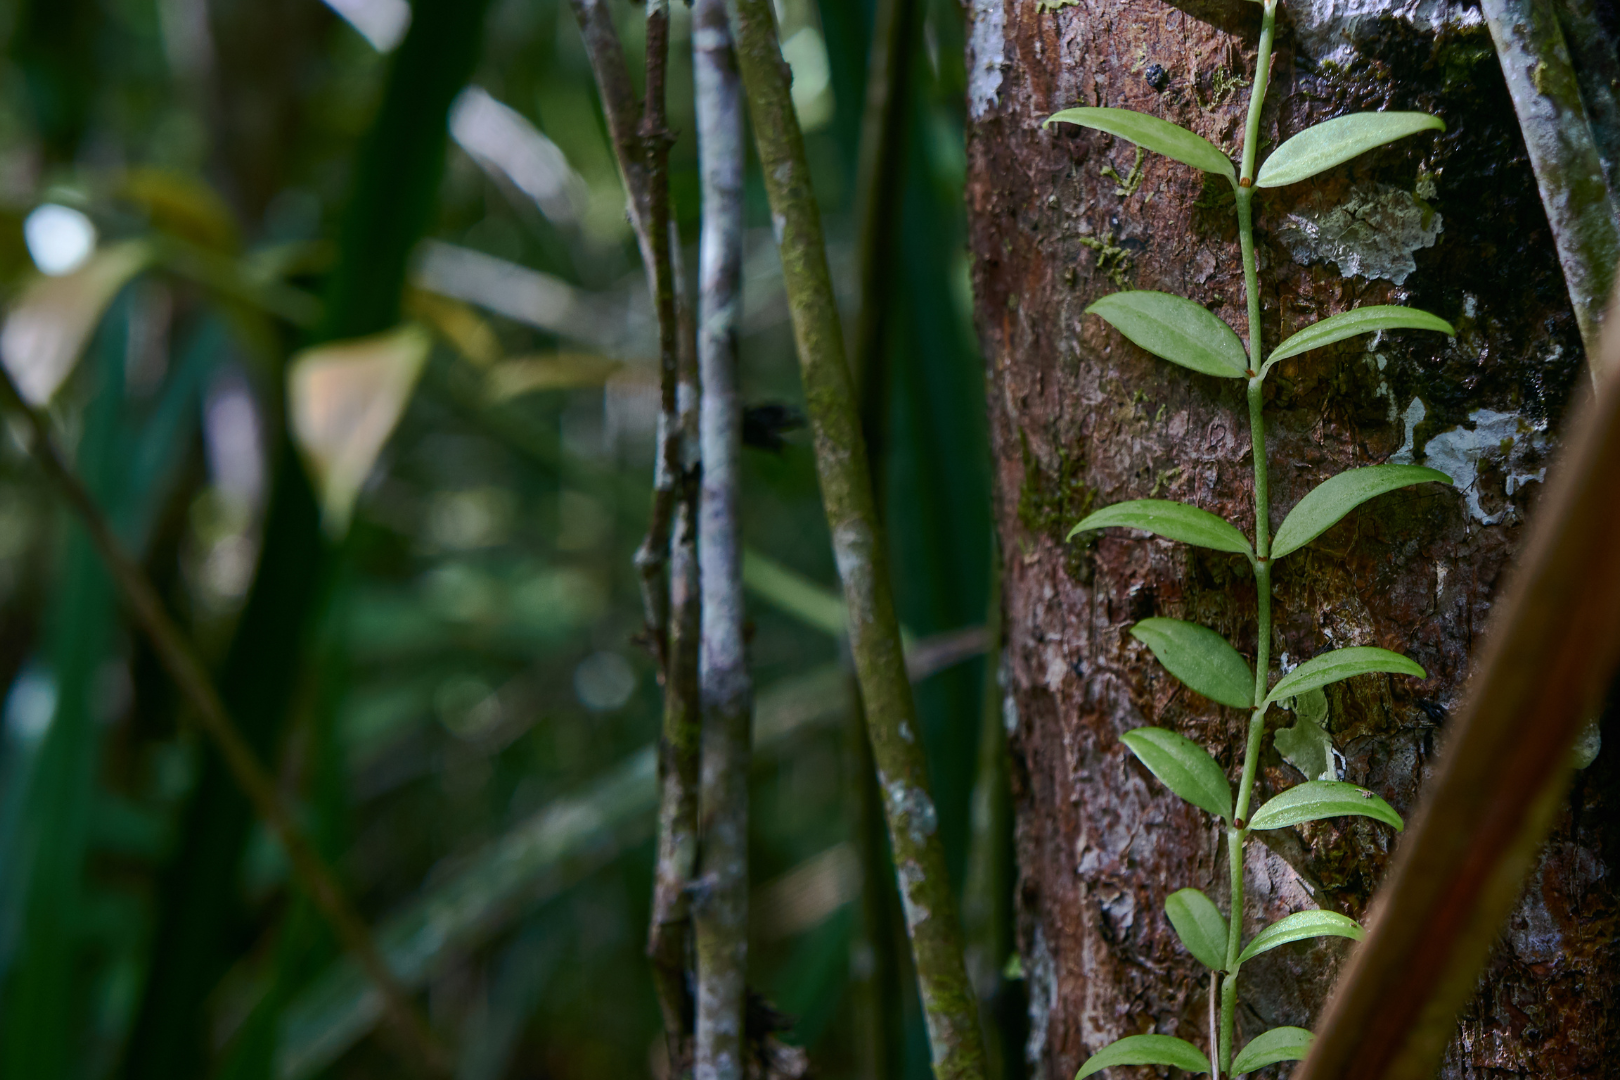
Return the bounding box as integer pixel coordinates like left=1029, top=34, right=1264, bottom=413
left=1075, top=1034, right=1212, bottom=1079
left=1236, top=910, right=1364, bottom=964
left=1270, top=466, right=1452, bottom=558
left=1248, top=780, right=1404, bottom=831
left=1087, top=291, right=1249, bottom=378
left=1263, top=647, right=1425, bottom=706
left=1262, top=306, right=1455, bottom=376
left=1256, top=112, right=1445, bottom=187
left=1121, top=728, right=1233, bottom=820
left=1164, top=888, right=1229, bottom=970
left=1230, top=1027, right=1314, bottom=1074
left=1068, top=499, right=1253, bottom=556
left=1045, top=107, right=1235, bottom=179
left=1131, top=618, right=1253, bottom=709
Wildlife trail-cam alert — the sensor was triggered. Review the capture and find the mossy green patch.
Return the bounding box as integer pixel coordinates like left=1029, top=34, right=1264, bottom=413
left=1018, top=430, right=1096, bottom=580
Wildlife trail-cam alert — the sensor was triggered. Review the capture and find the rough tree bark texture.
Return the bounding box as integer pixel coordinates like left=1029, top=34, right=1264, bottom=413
left=964, top=0, right=1620, bottom=1076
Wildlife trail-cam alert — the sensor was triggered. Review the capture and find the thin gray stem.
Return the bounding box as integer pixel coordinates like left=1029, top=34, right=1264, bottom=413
left=692, top=1, right=751, bottom=1077
left=729, top=0, right=988, bottom=1075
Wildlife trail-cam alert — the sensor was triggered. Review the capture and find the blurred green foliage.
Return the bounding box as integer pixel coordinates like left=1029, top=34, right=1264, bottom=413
left=0, top=0, right=1001, bottom=1076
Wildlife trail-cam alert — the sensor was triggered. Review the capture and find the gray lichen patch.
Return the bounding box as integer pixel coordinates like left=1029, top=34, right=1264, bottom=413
left=1276, top=183, right=1442, bottom=284
left=1289, top=0, right=1484, bottom=65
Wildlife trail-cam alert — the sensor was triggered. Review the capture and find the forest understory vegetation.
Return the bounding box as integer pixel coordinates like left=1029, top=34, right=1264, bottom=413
left=0, top=0, right=1615, bottom=1077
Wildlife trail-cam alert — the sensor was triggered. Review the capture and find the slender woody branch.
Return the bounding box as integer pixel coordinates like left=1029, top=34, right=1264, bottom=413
left=691, top=0, right=752, bottom=1076
left=566, top=0, right=702, bottom=1064
left=0, top=368, right=450, bottom=1078
left=565, top=0, right=684, bottom=662
left=729, top=1, right=988, bottom=1075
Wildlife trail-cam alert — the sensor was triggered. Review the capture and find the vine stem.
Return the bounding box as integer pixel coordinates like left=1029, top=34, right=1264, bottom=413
left=1223, top=0, right=1278, bottom=1072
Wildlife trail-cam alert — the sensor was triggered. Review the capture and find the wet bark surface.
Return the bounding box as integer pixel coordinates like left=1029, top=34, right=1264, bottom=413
left=963, top=0, right=1620, bottom=1075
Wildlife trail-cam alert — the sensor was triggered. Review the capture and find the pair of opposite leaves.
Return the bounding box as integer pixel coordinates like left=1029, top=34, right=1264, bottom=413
left=1086, top=885, right=1366, bottom=1075
left=1046, top=107, right=1452, bottom=383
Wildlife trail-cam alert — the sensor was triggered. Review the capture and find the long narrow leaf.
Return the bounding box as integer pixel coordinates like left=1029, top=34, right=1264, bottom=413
left=1271, top=466, right=1451, bottom=558
left=1262, top=306, right=1454, bottom=376
left=1045, top=107, right=1235, bottom=179
left=1068, top=499, right=1253, bottom=556
left=1236, top=910, right=1364, bottom=964
left=1120, top=728, right=1232, bottom=820
left=1263, top=646, right=1425, bottom=705
left=1231, top=1027, right=1314, bottom=1074
left=1076, top=1034, right=1212, bottom=1079
left=1131, top=618, right=1253, bottom=709
left=1248, top=780, right=1404, bottom=831
left=1255, top=112, right=1445, bottom=188
left=1164, top=888, right=1229, bottom=970
left=1087, top=291, right=1249, bottom=378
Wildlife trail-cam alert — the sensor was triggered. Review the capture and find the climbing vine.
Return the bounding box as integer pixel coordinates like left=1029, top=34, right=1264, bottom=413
left=1049, top=0, right=1454, bottom=1075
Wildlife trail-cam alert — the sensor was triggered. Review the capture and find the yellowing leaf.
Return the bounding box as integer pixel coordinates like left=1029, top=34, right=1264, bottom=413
left=407, top=289, right=503, bottom=367
left=119, top=168, right=241, bottom=252
left=1, top=241, right=153, bottom=405
left=486, top=353, right=622, bottom=400
left=288, top=324, right=433, bottom=536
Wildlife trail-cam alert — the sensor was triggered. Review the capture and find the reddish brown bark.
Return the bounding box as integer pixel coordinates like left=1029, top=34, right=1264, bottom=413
left=965, top=0, right=1620, bottom=1075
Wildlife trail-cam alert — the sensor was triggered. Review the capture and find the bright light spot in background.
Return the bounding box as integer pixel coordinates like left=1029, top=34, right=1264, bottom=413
left=3, top=666, right=57, bottom=743
left=781, top=28, right=834, bottom=132
left=322, top=0, right=411, bottom=52
left=24, top=204, right=97, bottom=276
left=203, top=368, right=266, bottom=514
left=574, top=651, right=636, bottom=712
left=451, top=86, right=587, bottom=226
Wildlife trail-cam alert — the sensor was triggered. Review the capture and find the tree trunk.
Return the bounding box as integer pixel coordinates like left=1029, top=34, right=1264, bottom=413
left=964, top=0, right=1620, bottom=1076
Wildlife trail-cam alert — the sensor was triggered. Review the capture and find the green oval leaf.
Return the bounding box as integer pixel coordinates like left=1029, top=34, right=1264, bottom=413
left=1255, top=112, right=1445, bottom=188
left=1045, top=107, right=1235, bottom=179
left=1236, top=910, right=1364, bottom=965
left=1075, top=1034, right=1212, bottom=1079
left=1248, top=780, right=1404, bottom=831
left=1230, top=1027, right=1314, bottom=1074
left=1087, top=291, right=1250, bottom=378
left=1068, top=499, right=1253, bottom=556
left=1271, top=465, right=1452, bottom=559
left=1131, top=618, right=1254, bottom=709
left=1165, top=888, right=1230, bottom=970
left=1263, top=646, right=1425, bottom=706
left=1262, top=306, right=1455, bottom=376
left=1121, top=728, right=1233, bottom=821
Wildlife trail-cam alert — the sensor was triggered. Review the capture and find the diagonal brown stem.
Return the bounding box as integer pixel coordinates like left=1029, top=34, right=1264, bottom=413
left=0, top=368, right=449, bottom=1078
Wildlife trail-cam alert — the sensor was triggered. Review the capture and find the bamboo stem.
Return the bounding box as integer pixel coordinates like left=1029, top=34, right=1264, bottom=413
left=729, top=0, right=987, bottom=1074
left=0, top=367, right=450, bottom=1078
left=691, top=0, right=752, bottom=1074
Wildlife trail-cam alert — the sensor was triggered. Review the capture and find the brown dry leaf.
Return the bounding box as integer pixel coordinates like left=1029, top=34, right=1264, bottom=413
left=1, top=241, right=154, bottom=405
left=486, top=352, right=622, bottom=400
left=288, top=323, right=432, bottom=535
